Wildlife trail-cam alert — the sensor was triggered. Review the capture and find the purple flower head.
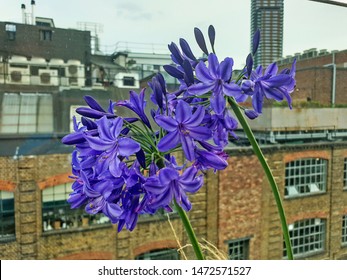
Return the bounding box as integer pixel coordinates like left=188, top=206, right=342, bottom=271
left=155, top=100, right=211, bottom=161
left=144, top=166, right=203, bottom=211
left=188, top=53, right=242, bottom=115
left=84, top=116, right=141, bottom=178
left=243, top=61, right=296, bottom=114
left=116, top=88, right=151, bottom=128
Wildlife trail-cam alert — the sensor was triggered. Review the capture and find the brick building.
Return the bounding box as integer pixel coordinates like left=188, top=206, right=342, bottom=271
left=1, top=10, right=347, bottom=260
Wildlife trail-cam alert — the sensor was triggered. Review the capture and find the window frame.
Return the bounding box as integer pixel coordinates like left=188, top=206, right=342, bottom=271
left=227, top=237, right=250, bottom=260
left=284, top=158, right=327, bottom=198
left=284, top=218, right=326, bottom=258
left=135, top=248, right=179, bottom=260
left=342, top=215, right=347, bottom=246
left=0, top=190, right=16, bottom=242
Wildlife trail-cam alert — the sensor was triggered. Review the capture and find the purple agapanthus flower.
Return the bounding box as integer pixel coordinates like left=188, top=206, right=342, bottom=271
left=81, top=171, right=124, bottom=223
left=116, top=88, right=151, bottom=128
left=84, top=116, right=141, bottom=178
left=188, top=53, right=242, bottom=115
left=144, top=166, right=203, bottom=211
left=155, top=100, right=211, bottom=161
left=242, top=60, right=296, bottom=114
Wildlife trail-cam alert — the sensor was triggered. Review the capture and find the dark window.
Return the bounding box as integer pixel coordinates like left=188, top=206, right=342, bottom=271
left=40, top=30, right=52, bottom=41
left=123, top=76, right=135, bottom=86
left=135, top=249, right=179, bottom=260
left=0, top=191, right=15, bottom=242
left=5, top=24, right=16, bottom=41
left=228, top=238, right=250, bottom=260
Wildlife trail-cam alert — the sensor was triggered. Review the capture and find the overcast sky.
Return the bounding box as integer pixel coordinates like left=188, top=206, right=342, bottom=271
left=1, top=0, right=347, bottom=68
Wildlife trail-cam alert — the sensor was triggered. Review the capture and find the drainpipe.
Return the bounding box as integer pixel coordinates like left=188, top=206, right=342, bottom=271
left=324, top=52, right=336, bottom=108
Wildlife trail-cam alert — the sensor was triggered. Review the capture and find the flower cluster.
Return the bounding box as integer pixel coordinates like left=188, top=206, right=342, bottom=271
left=62, top=26, right=296, bottom=232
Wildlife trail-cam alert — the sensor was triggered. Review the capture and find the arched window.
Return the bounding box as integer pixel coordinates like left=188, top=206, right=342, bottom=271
left=0, top=190, right=15, bottom=242
left=283, top=218, right=326, bottom=258
left=135, top=249, right=179, bottom=260
left=42, top=183, right=110, bottom=232
left=285, top=158, right=327, bottom=198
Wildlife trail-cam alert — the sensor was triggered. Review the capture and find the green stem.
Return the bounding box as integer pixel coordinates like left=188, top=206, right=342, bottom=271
left=174, top=200, right=205, bottom=260
left=227, top=97, right=294, bottom=260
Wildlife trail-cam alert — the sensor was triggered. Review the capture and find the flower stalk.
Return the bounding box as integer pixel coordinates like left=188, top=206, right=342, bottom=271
left=227, top=96, right=294, bottom=260
left=174, top=200, right=205, bottom=260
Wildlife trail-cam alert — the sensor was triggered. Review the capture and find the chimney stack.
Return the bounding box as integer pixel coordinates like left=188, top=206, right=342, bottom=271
left=21, top=4, right=26, bottom=24
left=31, top=0, right=35, bottom=25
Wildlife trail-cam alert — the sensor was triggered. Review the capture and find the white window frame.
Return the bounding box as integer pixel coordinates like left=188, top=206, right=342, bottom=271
left=284, top=218, right=326, bottom=258
left=285, top=158, right=327, bottom=198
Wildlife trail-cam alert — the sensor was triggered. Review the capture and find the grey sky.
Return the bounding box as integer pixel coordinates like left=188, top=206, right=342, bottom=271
left=1, top=0, right=347, bottom=68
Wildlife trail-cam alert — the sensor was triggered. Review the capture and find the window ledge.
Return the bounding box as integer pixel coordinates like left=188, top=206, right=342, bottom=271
left=41, top=223, right=112, bottom=236
left=284, top=191, right=326, bottom=200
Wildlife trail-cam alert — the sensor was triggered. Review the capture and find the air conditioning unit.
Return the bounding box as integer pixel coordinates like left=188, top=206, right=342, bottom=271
left=8, top=67, right=30, bottom=84
left=38, top=69, right=59, bottom=86
left=0, top=63, right=6, bottom=83
left=66, top=60, right=85, bottom=87
left=114, top=72, right=139, bottom=88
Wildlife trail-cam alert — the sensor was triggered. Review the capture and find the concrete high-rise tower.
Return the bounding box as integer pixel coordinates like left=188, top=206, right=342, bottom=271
left=251, top=0, right=284, bottom=67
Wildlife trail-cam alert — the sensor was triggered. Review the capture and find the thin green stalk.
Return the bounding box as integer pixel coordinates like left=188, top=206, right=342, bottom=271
left=174, top=200, right=205, bottom=260
left=227, top=97, right=294, bottom=260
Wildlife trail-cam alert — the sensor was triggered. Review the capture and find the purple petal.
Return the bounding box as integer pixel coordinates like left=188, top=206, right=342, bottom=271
left=245, top=109, right=259, bottom=120
left=144, top=176, right=166, bottom=194
left=188, top=126, right=212, bottom=141
left=196, top=149, right=228, bottom=170
left=194, top=27, right=209, bottom=55
left=168, top=42, right=183, bottom=65
left=180, top=135, right=195, bottom=161
left=180, top=166, right=198, bottom=182
left=76, top=107, right=107, bottom=119
left=96, top=116, right=113, bottom=141
left=219, top=57, right=233, bottom=82
left=159, top=168, right=179, bottom=185
left=175, top=100, right=192, bottom=123
left=210, top=93, right=225, bottom=115
left=195, top=61, right=213, bottom=83
left=179, top=175, right=203, bottom=193
left=184, top=106, right=205, bottom=126
left=266, top=74, right=293, bottom=87
left=155, top=115, right=178, bottom=132
left=223, top=82, right=242, bottom=97
left=158, top=130, right=180, bottom=152
left=179, top=38, right=196, bottom=61
left=163, top=65, right=184, bottom=79
left=109, top=157, right=122, bottom=178
left=84, top=95, right=106, bottom=112
left=208, top=25, right=216, bottom=52
left=85, top=196, right=104, bottom=214
left=110, top=117, right=123, bottom=138
left=103, top=203, right=122, bottom=223
left=188, top=82, right=215, bottom=95
left=252, top=29, right=261, bottom=55
left=84, top=135, right=114, bottom=151
left=118, top=138, right=140, bottom=157
left=265, top=62, right=278, bottom=76
left=252, top=91, right=263, bottom=114
left=208, top=53, right=220, bottom=79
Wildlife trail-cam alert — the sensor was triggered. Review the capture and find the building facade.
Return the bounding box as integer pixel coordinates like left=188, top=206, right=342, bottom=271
left=251, top=0, right=284, bottom=66
left=1, top=10, right=347, bottom=260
